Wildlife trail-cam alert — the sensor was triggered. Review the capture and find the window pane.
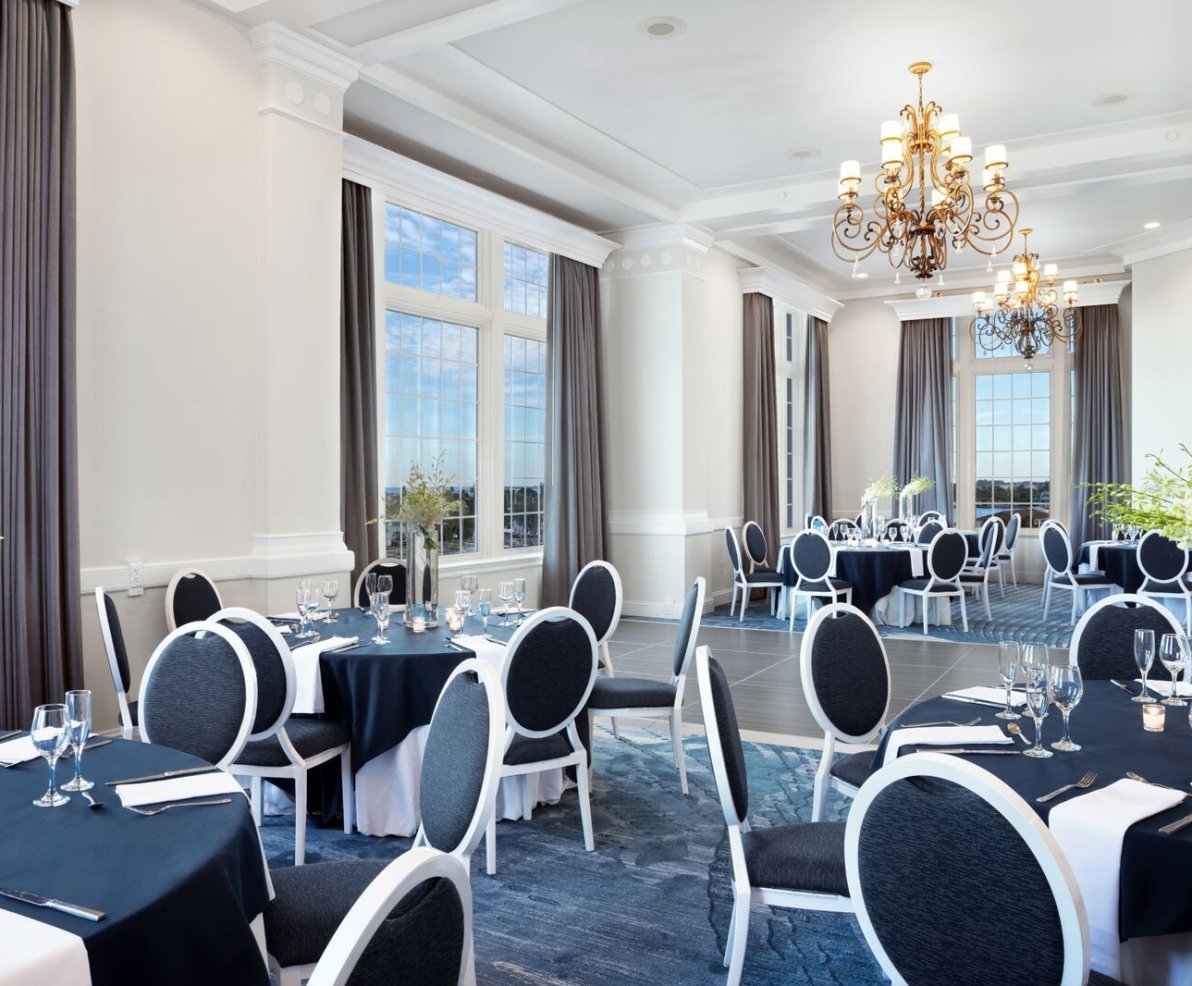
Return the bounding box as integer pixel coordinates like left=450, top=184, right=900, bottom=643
left=384, top=204, right=478, bottom=302
left=974, top=371, right=1051, bottom=529
left=504, top=242, right=551, bottom=317
left=504, top=335, right=547, bottom=548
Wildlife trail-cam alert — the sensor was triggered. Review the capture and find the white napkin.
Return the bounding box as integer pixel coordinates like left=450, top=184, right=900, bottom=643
left=0, top=910, right=91, bottom=986
left=0, top=735, right=41, bottom=765
left=1049, top=779, right=1186, bottom=977
left=1135, top=678, right=1192, bottom=697
left=290, top=636, right=359, bottom=714
left=884, top=725, right=1013, bottom=765
left=942, top=685, right=1028, bottom=706
left=451, top=634, right=509, bottom=671
left=271, top=611, right=330, bottom=622
left=906, top=547, right=925, bottom=578
left=1085, top=541, right=1120, bottom=570
left=116, top=770, right=246, bottom=809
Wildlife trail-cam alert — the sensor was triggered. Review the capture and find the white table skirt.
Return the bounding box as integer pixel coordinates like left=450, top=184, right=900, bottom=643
left=0, top=909, right=91, bottom=986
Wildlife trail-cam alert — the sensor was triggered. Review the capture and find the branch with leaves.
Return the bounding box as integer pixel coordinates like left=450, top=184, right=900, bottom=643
left=1085, top=445, right=1192, bottom=549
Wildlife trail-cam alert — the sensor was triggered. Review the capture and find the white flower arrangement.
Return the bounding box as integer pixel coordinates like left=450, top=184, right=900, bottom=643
left=901, top=475, right=936, bottom=497
left=861, top=475, right=899, bottom=504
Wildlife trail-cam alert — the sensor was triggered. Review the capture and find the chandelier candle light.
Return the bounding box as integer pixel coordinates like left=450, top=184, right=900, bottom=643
left=970, top=228, right=1079, bottom=363
left=832, top=62, right=1018, bottom=289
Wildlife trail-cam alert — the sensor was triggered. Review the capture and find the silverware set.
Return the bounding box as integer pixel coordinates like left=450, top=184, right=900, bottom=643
left=126, top=797, right=233, bottom=817
left=901, top=717, right=981, bottom=729
left=1036, top=771, right=1098, bottom=803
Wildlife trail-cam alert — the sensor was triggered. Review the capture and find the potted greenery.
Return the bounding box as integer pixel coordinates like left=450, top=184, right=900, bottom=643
left=1086, top=446, right=1192, bottom=548
left=396, top=452, right=456, bottom=628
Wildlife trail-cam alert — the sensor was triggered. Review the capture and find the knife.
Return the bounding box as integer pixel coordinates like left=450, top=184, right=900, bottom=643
left=1110, top=679, right=1141, bottom=695
left=63, top=738, right=113, bottom=759
left=104, top=765, right=218, bottom=786
left=445, top=639, right=470, bottom=652
left=483, top=635, right=509, bottom=646
left=929, top=748, right=1022, bottom=755
left=0, top=887, right=105, bottom=922
left=0, top=730, right=22, bottom=742
left=940, top=695, right=1006, bottom=708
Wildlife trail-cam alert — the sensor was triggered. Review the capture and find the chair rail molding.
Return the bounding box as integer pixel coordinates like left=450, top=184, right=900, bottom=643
left=737, top=267, right=843, bottom=322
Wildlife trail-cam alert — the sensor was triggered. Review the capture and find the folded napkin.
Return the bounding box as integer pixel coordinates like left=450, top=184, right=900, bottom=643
left=1136, top=678, right=1192, bottom=697
left=116, top=770, right=245, bottom=809
left=884, top=725, right=1013, bottom=765
left=271, top=611, right=330, bottom=622
left=451, top=634, right=510, bottom=671
left=290, top=636, right=359, bottom=714
left=942, top=685, right=1028, bottom=706
left=0, top=735, right=41, bottom=765
left=1049, top=779, right=1186, bottom=977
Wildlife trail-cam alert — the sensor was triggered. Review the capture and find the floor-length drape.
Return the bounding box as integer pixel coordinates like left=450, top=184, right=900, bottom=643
left=893, top=317, right=952, bottom=517
left=803, top=315, right=833, bottom=521
left=541, top=255, right=606, bottom=606
left=1071, top=305, right=1126, bottom=549
left=743, top=293, right=779, bottom=561
left=340, top=180, right=378, bottom=589
left=0, top=0, right=81, bottom=728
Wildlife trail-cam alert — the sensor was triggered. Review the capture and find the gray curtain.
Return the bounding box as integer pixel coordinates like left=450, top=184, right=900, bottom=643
left=1, top=0, right=82, bottom=728
left=743, top=293, right=779, bottom=561
left=1071, top=305, right=1126, bottom=549
left=803, top=315, right=833, bottom=520
left=541, top=255, right=606, bottom=606
left=340, top=180, right=378, bottom=588
left=893, top=317, right=952, bottom=517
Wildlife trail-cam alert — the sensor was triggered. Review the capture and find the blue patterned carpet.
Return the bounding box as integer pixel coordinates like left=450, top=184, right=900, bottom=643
left=260, top=726, right=886, bottom=985
left=694, top=583, right=1075, bottom=648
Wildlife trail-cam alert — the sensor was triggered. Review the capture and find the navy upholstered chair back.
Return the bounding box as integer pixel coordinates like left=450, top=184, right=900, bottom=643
left=671, top=578, right=705, bottom=678
left=139, top=622, right=257, bottom=767
left=355, top=559, right=407, bottom=607
left=847, top=755, right=1087, bottom=986
left=724, top=527, right=743, bottom=577
left=167, top=569, right=222, bottom=630
left=503, top=608, right=598, bottom=737
left=927, top=530, right=967, bottom=583
left=97, top=588, right=132, bottom=695
left=1069, top=594, right=1184, bottom=680
left=801, top=604, right=889, bottom=742
left=568, top=561, right=622, bottom=644
left=975, top=519, right=998, bottom=569
left=1041, top=522, right=1073, bottom=575
left=697, top=649, right=749, bottom=827
left=1004, top=512, right=1021, bottom=550
left=213, top=608, right=293, bottom=739
left=916, top=520, right=943, bottom=544
left=791, top=530, right=832, bottom=582
left=743, top=521, right=769, bottom=566
left=1138, top=531, right=1189, bottom=584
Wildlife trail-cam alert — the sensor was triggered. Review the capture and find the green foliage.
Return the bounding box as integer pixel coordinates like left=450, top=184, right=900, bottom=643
left=1085, top=445, right=1192, bottom=548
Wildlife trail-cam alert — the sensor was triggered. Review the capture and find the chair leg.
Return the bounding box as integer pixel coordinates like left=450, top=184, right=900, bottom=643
left=922, top=594, right=930, bottom=635
left=812, top=757, right=831, bottom=823
left=739, top=588, right=748, bottom=622
left=522, top=774, right=534, bottom=821
left=983, top=581, right=992, bottom=621
left=997, top=563, right=1005, bottom=598
left=725, top=894, right=750, bottom=986
left=1071, top=589, right=1079, bottom=626
left=603, top=643, right=620, bottom=740
left=249, top=776, right=263, bottom=827
left=959, top=592, right=969, bottom=633
left=485, top=813, right=498, bottom=876
left=294, top=770, right=308, bottom=866
left=1010, top=554, right=1018, bottom=588
left=341, top=751, right=355, bottom=835
left=724, top=904, right=738, bottom=968
left=1042, top=579, right=1051, bottom=618
left=729, top=584, right=738, bottom=618
left=670, top=710, right=688, bottom=795
left=900, top=589, right=907, bottom=628
left=576, top=758, right=595, bottom=852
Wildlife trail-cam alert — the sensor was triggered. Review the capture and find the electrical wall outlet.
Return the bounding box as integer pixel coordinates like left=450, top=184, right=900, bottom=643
left=128, top=560, right=145, bottom=597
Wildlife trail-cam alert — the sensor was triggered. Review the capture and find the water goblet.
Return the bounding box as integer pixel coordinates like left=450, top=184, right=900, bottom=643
left=1159, top=633, right=1187, bottom=707
left=1023, top=673, right=1053, bottom=759
left=498, top=581, right=515, bottom=626
left=365, top=571, right=378, bottom=610
left=1049, top=665, right=1084, bottom=752
left=1022, top=643, right=1049, bottom=679
left=1134, top=629, right=1156, bottom=702
left=996, top=641, right=1021, bottom=720
left=513, top=578, right=527, bottom=623
left=295, top=586, right=315, bottom=639
left=61, top=690, right=94, bottom=792
left=322, top=579, right=339, bottom=624
left=31, top=704, right=70, bottom=807
left=370, top=591, right=391, bottom=644
left=477, top=588, right=492, bottom=627
left=455, top=589, right=472, bottom=616
left=377, top=573, right=393, bottom=600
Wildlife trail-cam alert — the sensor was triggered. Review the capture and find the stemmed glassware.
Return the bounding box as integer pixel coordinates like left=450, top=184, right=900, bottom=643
left=498, top=582, right=515, bottom=626
left=513, top=578, right=527, bottom=623
left=996, top=641, right=1021, bottom=720
left=31, top=704, right=70, bottom=807
left=461, top=574, right=479, bottom=614
left=1049, top=665, right=1084, bottom=752
left=1023, top=659, right=1053, bottom=759
left=322, top=579, right=339, bottom=624
left=1134, top=629, right=1156, bottom=702
left=364, top=571, right=378, bottom=611
left=477, top=588, right=492, bottom=627
left=377, top=573, right=393, bottom=600
left=61, top=690, right=94, bottom=793
left=1159, top=633, right=1187, bottom=707
left=295, top=586, right=318, bottom=640
left=455, top=589, right=472, bottom=615
left=369, top=591, right=391, bottom=644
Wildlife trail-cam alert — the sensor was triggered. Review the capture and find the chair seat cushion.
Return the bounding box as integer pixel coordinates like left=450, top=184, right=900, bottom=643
left=742, top=821, right=849, bottom=895
left=829, top=751, right=874, bottom=789
left=587, top=676, right=677, bottom=710
left=1140, top=580, right=1190, bottom=596
left=265, top=859, right=387, bottom=967
left=794, top=578, right=852, bottom=595
left=237, top=717, right=350, bottom=767
left=957, top=570, right=990, bottom=583
left=898, top=579, right=960, bottom=593
left=1052, top=571, right=1113, bottom=586
left=505, top=731, right=574, bottom=766
left=742, top=571, right=782, bottom=585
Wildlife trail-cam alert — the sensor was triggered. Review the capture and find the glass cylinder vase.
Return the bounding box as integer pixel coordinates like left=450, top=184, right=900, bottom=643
left=404, top=525, right=440, bottom=628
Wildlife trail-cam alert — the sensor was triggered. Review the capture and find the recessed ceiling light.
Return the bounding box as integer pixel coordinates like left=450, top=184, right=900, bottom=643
left=1093, top=91, right=1133, bottom=107
left=789, top=147, right=822, bottom=160
left=853, top=271, right=869, bottom=279
left=1143, top=221, right=1162, bottom=229
left=637, top=16, right=686, bottom=39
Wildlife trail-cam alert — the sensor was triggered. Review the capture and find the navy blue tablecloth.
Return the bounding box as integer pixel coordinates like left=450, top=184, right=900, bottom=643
left=874, top=681, right=1192, bottom=940
left=784, top=546, right=919, bottom=615
left=0, top=738, right=270, bottom=985
left=1079, top=543, right=1142, bottom=594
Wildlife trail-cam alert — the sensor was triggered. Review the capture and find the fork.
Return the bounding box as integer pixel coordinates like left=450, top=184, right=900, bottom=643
left=1126, top=772, right=1191, bottom=799
left=1036, top=771, right=1098, bottom=803
left=125, top=798, right=233, bottom=816
left=900, top=717, right=981, bottom=729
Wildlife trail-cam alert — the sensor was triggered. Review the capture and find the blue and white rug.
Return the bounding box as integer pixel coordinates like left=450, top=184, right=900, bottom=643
left=260, top=725, right=886, bottom=985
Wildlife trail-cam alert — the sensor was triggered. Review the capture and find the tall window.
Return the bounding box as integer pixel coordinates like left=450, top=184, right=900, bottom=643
left=504, top=335, right=546, bottom=548
left=384, top=205, right=477, bottom=300
left=504, top=243, right=549, bottom=317
left=776, top=308, right=806, bottom=534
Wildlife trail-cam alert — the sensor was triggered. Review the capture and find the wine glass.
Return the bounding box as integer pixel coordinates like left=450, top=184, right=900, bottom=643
left=61, top=690, right=94, bottom=792
left=370, top=591, right=391, bottom=644
left=1134, top=628, right=1156, bottom=702
left=513, top=578, right=527, bottom=623
left=1023, top=670, right=1053, bottom=759
left=996, top=641, right=1021, bottom=720
left=478, top=588, right=492, bottom=628
left=322, top=579, right=339, bottom=624
left=31, top=704, right=70, bottom=807
left=1049, top=665, right=1083, bottom=752
left=1159, top=633, right=1187, bottom=707
left=498, top=581, right=515, bottom=626
left=377, top=573, right=393, bottom=600
left=295, top=585, right=314, bottom=639
left=306, top=587, right=321, bottom=627
left=455, top=589, right=472, bottom=616
left=364, top=571, right=378, bottom=610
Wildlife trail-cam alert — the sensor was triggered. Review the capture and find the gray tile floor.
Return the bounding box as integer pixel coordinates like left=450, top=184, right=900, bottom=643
left=606, top=618, right=1068, bottom=745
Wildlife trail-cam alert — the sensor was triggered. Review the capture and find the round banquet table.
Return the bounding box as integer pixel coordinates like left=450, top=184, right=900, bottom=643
left=874, top=681, right=1192, bottom=981
left=0, top=738, right=270, bottom=986
left=1080, top=542, right=1143, bottom=594
left=780, top=543, right=921, bottom=616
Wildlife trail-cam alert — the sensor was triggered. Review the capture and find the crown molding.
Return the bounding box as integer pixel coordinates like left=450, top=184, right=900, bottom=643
left=738, top=267, right=843, bottom=322
left=54, top=0, right=79, bottom=7
left=1122, top=237, right=1192, bottom=266
left=605, top=223, right=715, bottom=255
left=251, top=22, right=360, bottom=92
left=343, top=136, right=618, bottom=269
left=885, top=279, right=1130, bottom=320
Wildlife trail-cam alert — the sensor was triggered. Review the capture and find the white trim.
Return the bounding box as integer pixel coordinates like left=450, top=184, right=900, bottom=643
left=738, top=267, right=843, bottom=322
left=250, top=22, right=360, bottom=92
left=343, top=137, right=618, bottom=269
left=54, top=0, right=79, bottom=7
left=886, top=279, right=1130, bottom=320
left=607, top=223, right=715, bottom=254
left=608, top=510, right=738, bottom=537
left=1121, top=236, right=1192, bottom=266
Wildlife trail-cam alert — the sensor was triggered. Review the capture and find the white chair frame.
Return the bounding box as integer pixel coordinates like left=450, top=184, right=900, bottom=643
left=786, top=531, right=852, bottom=628
left=215, top=606, right=353, bottom=866
left=997, top=512, right=1022, bottom=588
left=164, top=568, right=223, bottom=632
left=587, top=577, right=705, bottom=795
left=960, top=517, right=1001, bottom=620
left=800, top=603, right=890, bottom=822
left=305, top=847, right=474, bottom=986
left=352, top=557, right=406, bottom=609
left=1136, top=531, right=1192, bottom=635
left=741, top=520, right=773, bottom=571
left=696, top=646, right=853, bottom=986
left=726, top=527, right=782, bottom=621
left=570, top=559, right=624, bottom=737
left=897, top=530, right=969, bottom=635
left=1040, top=520, right=1117, bottom=625
left=139, top=620, right=257, bottom=769
left=845, top=753, right=1090, bottom=986
left=1068, top=593, right=1184, bottom=673
left=485, top=607, right=599, bottom=876
left=95, top=587, right=138, bottom=740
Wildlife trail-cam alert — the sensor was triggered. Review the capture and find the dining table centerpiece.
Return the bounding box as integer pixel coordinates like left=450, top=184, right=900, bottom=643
left=1086, top=445, right=1192, bottom=548
left=861, top=475, right=899, bottom=537
left=395, top=452, right=456, bottom=628
left=899, top=474, right=936, bottom=520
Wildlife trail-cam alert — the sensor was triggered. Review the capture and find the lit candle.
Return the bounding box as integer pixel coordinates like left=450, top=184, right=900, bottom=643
left=1143, top=703, right=1165, bottom=731
left=985, top=143, right=1008, bottom=168
left=412, top=616, right=426, bottom=633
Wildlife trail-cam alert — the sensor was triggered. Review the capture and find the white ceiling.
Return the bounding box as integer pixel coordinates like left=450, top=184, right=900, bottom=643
left=205, top=0, right=1192, bottom=295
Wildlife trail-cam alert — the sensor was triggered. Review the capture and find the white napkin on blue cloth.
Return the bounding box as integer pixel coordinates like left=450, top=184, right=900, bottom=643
left=271, top=611, right=330, bottom=622
left=1085, top=540, right=1119, bottom=570
left=0, top=735, right=40, bottom=766
left=883, top=725, right=1013, bottom=765
left=115, top=770, right=245, bottom=809
left=451, top=635, right=509, bottom=671
left=0, top=909, right=91, bottom=986
left=1049, top=779, right=1185, bottom=977
left=290, top=636, right=359, bottom=714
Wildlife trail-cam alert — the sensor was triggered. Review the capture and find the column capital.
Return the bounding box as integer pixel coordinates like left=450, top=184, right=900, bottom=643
left=601, top=223, right=714, bottom=279
left=251, top=22, right=360, bottom=135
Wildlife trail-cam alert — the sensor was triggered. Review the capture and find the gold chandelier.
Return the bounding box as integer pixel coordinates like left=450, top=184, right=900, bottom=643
left=970, top=228, right=1079, bottom=361
left=832, top=62, right=1019, bottom=282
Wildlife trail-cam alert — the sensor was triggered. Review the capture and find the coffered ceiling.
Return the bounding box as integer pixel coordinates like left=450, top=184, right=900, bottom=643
left=203, top=0, right=1192, bottom=296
